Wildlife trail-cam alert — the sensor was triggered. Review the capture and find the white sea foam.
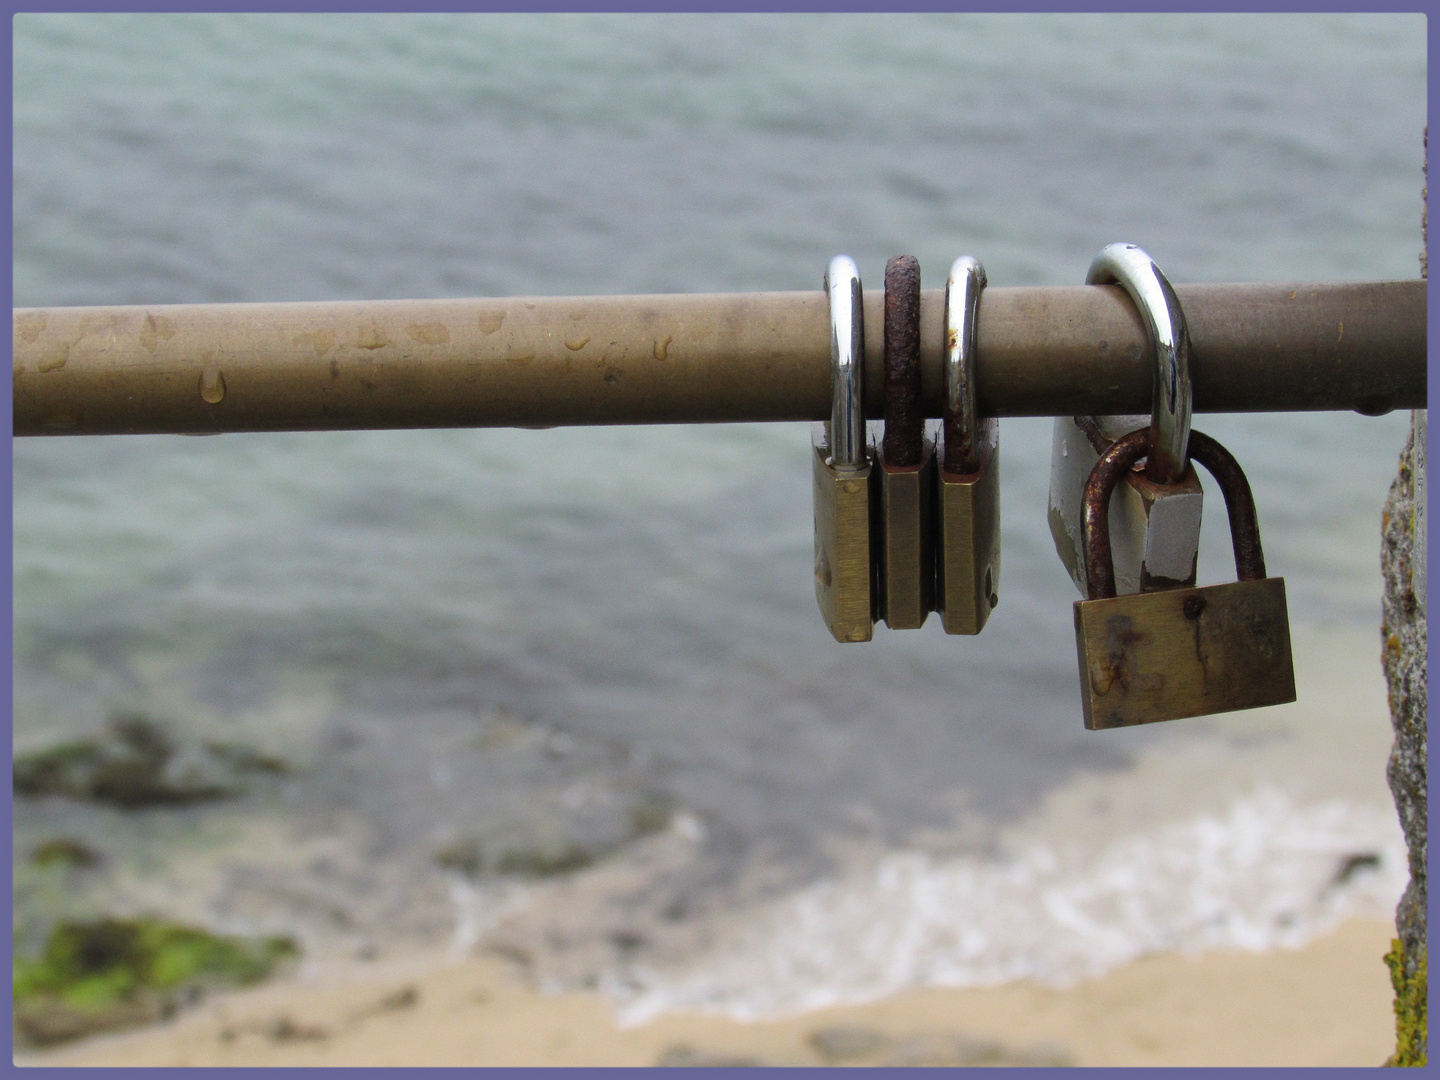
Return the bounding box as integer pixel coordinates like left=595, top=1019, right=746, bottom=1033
left=448, top=876, right=536, bottom=961
left=612, top=788, right=1406, bottom=1025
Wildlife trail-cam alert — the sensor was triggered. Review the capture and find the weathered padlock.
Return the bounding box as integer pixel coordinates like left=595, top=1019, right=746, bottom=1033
left=1073, top=427, right=1296, bottom=730
left=813, top=255, right=877, bottom=642
left=873, top=254, right=935, bottom=630
left=1049, top=243, right=1204, bottom=597
left=934, top=255, right=1000, bottom=635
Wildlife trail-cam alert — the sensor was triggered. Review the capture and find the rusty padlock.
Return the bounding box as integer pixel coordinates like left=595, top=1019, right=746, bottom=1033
left=1049, top=243, right=1204, bottom=597
left=813, top=255, right=877, bottom=642
left=873, top=254, right=935, bottom=629
left=934, top=255, right=1000, bottom=634
left=1073, top=427, right=1296, bottom=730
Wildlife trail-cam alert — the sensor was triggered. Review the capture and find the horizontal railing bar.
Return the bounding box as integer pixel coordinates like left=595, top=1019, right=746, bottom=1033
left=12, top=279, right=1425, bottom=436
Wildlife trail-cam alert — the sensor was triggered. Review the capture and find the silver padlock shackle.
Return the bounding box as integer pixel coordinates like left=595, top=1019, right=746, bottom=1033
left=1085, top=243, right=1193, bottom=485
left=1082, top=427, right=1266, bottom=600
left=942, top=255, right=988, bottom=472
left=825, top=255, right=866, bottom=469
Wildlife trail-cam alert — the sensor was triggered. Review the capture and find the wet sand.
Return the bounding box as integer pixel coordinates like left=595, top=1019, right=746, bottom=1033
left=20, top=916, right=1398, bottom=1068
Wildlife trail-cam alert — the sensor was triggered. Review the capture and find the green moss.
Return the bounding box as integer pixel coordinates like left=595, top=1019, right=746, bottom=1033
left=1385, top=939, right=1427, bottom=1067
left=435, top=831, right=601, bottom=879
left=29, top=838, right=102, bottom=869
left=434, top=838, right=484, bottom=876
left=13, top=917, right=298, bottom=1047
left=202, top=741, right=290, bottom=775
left=434, top=792, right=677, bottom=881
left=13, top=714, right=291, bottom=809
left=628, top=793, right=676, bottom=838
left=13, top=742, right=105, bottom=797
left=493, top=842, right=595, bottom=877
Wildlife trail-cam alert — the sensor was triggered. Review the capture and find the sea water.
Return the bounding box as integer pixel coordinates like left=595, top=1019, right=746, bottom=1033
left=12, top=13, right=1425, bottom=1020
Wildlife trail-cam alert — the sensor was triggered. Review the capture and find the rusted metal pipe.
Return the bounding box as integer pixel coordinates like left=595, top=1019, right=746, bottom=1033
left=12, top=279, right=1424, bottom=436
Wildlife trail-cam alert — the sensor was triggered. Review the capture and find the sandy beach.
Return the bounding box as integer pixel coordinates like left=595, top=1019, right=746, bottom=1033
left=17, top=622, right=1408, bottom=1070
left=20, top=915, right=1397, bottom=1068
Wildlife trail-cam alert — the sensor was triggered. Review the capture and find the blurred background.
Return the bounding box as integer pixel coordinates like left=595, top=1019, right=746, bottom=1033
left=12, top=13, right=1425, bottom=1021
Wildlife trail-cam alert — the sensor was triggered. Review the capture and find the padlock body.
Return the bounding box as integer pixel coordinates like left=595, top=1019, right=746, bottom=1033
left=813, top=423, right=876, bottom=642
left=1073, top=576, right=1296, bottom=730
left=935, top=437, right=1000, bottom=636
left=1049, top=415, right=1203, bottom=597
left=876, top=436, right=935, bottom=630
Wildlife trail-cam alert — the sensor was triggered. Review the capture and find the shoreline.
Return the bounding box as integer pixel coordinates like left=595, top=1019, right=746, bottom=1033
left=21, top=916, right=1398, bottom=1068
left=17, top=621, right=1404, bottom=1069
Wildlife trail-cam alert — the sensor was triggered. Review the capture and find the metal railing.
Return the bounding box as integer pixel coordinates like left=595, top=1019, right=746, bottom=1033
left=13, top=279, right=1425, bottom=436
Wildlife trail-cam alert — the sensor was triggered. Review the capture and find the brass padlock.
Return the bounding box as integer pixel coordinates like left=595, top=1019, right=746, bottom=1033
left=934, top=255, right=1000, bottom=635
left=874, top=254, right=935, bottom=630
left=1073, top=427, right=1296, bottom=730
left=1049, top=243, right=1204, bottom=597
left=813, top=254, right=876, bottom=642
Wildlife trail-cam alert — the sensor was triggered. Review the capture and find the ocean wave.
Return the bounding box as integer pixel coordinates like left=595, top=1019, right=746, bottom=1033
left=612, top=787, right=1405, bottom=1024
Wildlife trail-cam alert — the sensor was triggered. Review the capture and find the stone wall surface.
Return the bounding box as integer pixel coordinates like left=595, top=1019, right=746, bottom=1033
left=1381, top=130, right=1427, bottom=1067
left=1381, top=416, right=1427, bottom=1067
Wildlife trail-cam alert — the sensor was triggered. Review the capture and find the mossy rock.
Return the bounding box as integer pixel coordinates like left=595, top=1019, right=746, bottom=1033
left=628, top=792, right=676, bottom=838
left=13, top=917, right=298, bottom=1048
left=13, top=713, right=289, bottom=809
left=29, top=838, right=102, bottom=870
left=493, top=842, right=597, bottom=877
left=435, top=833, right=597, bottom=878
left=1385, top=940, right=1427, bottom=1067
left=433, top=791, right=677, bottom=880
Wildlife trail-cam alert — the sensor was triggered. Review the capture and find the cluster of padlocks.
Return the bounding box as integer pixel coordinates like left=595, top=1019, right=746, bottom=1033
left=812, top=243, right=1296, bottom=731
